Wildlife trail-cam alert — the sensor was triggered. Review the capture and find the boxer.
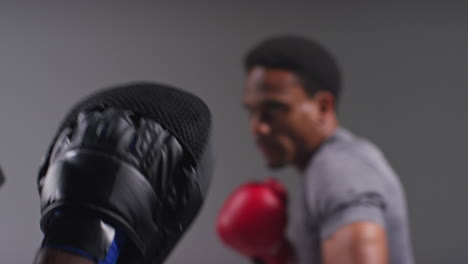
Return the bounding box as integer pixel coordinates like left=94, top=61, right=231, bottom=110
left=217, top=36, right=414, bottom=264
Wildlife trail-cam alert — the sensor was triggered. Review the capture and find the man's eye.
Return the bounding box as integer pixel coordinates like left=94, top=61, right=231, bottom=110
left=269, top=104, right=282, bottom=110
left=266, top=103, right=287, bottom=112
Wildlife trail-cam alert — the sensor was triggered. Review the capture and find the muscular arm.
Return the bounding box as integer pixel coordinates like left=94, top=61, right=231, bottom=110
left=322, top=221, right=388, bottom=264
left=33, top=248, right=95, bottom=264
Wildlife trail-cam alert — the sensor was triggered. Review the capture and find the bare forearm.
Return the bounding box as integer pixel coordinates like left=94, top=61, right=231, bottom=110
left=322, top=222, right=388, bottom=264
left=33, top=248, right=95, bottom=264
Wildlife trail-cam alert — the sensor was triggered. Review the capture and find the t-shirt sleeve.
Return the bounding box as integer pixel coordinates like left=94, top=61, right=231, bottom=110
left=305, top=152, right=387, bottom=241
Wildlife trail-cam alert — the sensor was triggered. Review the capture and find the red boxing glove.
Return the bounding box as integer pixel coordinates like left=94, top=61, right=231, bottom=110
left=217, top=178, right=295, bottom=264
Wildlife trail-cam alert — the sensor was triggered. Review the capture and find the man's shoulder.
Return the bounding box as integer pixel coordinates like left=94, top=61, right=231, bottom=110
left=317, top=128, right=383, bottom=162
left=305, top=128, right=390, bottom=183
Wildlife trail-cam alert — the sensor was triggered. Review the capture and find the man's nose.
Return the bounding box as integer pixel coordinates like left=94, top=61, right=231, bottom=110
left=250, top=114, right=271, bottom=137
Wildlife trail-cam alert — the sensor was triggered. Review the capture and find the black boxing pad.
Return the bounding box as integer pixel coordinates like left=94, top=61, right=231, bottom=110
left=38, top=82, right=213, bottom=264
left=0, top=165, right=4, bottom=188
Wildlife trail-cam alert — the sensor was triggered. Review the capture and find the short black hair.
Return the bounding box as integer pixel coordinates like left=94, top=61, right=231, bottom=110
left=244, top=35, right=342, bottom=101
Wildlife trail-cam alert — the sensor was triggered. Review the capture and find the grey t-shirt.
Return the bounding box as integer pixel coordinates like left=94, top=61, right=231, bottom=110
left=289, top=128, right=414, bottom=264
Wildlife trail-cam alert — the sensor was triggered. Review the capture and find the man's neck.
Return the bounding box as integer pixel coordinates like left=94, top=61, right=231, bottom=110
left=295, top=119, right=339, bottom=172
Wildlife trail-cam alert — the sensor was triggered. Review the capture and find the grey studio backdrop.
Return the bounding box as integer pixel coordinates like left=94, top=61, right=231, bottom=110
left=0, top=2, right=466, bottom=264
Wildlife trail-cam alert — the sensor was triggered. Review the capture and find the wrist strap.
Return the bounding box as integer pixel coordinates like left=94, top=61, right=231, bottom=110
left=42, top=210, right=126, bottom=264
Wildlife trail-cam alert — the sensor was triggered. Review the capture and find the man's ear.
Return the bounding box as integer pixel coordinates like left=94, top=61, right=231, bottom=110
left=314, top=91, right=336, bottom=114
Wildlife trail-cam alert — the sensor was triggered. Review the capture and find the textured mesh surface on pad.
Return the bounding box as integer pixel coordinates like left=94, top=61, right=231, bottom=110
left=54, top=82, right=211, bottom=161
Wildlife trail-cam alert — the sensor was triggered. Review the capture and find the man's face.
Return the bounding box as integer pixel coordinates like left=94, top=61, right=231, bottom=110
left=243, top=66, right=325, bottom=169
